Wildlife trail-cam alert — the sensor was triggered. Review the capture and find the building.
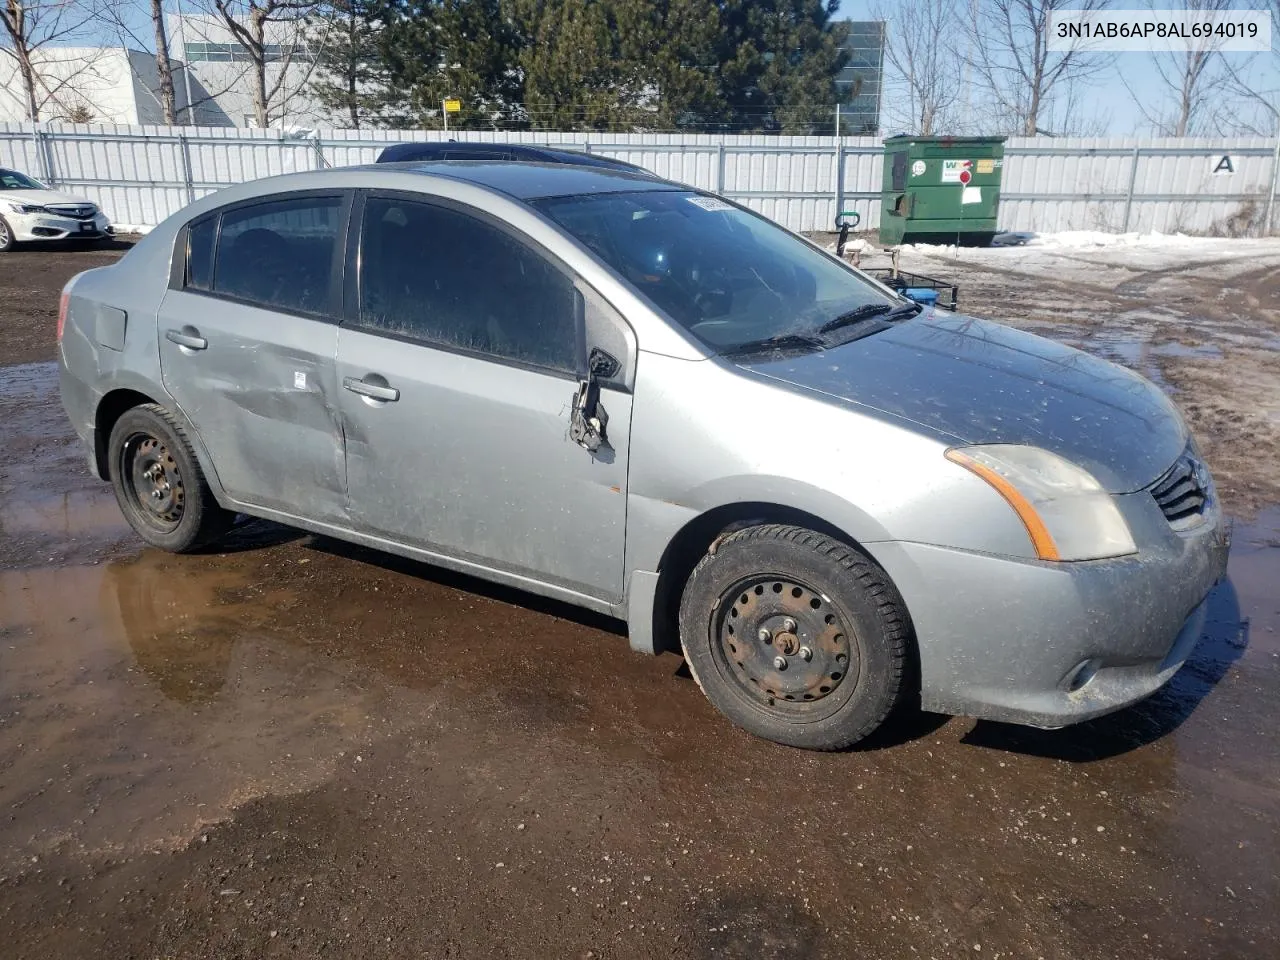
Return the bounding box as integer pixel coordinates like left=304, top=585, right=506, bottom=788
left=836, top=21, right=885, bottom=136
left=0, top=46, right=199, bottom=125
left=167, top=14, right=330, bottom=128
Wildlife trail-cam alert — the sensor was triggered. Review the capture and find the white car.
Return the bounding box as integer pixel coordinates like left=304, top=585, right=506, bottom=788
left=0, top=168, right=113, bottom=252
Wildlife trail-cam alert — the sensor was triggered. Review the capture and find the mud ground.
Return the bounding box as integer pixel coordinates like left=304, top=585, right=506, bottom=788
left=1, top=241, right=1277, bottom=959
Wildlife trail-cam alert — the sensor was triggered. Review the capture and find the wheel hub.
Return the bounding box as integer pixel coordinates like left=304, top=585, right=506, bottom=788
left=715, top=577, right=858, bottom=716
left=773, top=630, right=799, bottom=656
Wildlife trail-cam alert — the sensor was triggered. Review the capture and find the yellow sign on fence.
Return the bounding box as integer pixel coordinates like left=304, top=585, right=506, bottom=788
left=443, top=98, right=461, bottom=113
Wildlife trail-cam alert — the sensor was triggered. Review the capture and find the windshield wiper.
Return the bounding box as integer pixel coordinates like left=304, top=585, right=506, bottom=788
left=721, top=333, right=826, bottom=358
left=817, top=300, right=922, bottom=335
left=885, top=301, right=925, bottom=320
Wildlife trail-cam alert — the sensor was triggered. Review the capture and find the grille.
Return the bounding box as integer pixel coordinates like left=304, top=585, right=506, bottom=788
left=1150, top=449, right=1210, bottom=528
left=45, top=204, right=97, bottom=221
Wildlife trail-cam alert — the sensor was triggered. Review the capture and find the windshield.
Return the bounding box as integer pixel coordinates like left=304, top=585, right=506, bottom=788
left=533, top=190, right=898, bottom=352
left=0, top=169, right=44, bottom=191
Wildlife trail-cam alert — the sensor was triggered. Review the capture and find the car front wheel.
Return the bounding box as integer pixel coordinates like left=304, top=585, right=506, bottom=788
left=107, top=403, right=232, bottom=552
left=678, top=523, right=910, bottom=750
left=0, top=217, right=17, bottom=253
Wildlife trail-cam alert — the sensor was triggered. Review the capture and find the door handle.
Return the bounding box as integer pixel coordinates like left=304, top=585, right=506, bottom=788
left=165, top=328, right=207, bottom=350
left=343, top=376, right=399, bottom=402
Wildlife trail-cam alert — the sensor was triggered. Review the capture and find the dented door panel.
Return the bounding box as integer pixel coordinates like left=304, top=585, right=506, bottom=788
left=158, top=289, right=347, bottom=521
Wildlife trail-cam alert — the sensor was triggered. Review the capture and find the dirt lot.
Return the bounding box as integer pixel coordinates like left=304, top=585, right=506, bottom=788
left=1, top=241, right=1277, bottom=959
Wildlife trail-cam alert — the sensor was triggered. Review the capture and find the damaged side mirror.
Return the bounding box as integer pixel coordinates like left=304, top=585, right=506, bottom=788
left=570, top=375, right=609, bottom=453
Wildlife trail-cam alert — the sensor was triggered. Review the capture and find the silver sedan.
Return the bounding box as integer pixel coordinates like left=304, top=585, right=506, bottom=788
left=57, top=162, right=1228, bottom=749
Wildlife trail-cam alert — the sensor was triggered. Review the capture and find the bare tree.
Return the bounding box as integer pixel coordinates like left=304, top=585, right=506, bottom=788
left=966, top=0, right=1112, bottom=136
left=95, top=0, right=181, bottom=123
left=1122, top=0, right=1236, bottom=136
left=1222, top=0, right=1280, bottom=136
left=1, top=0, right=103, bottom=121
left=149, top=0, right=178, bottom=123
left=200, top=0, right=327, bottom=127
left=874, top=0, right=965, bottom=135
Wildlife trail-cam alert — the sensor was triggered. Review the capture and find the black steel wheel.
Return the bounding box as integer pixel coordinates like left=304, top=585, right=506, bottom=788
left=107, top=404, right=231, bottom=552
left=713, top=575, right=859, bottom=721
left=119, top=432, right=185, bottom=533
left=679, top=524, right=910, bottom=750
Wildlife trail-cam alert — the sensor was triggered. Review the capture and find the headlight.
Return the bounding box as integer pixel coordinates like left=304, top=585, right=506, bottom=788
left=5, top=201, right=46, bottom=214
left=946, top=444, right=1137, bottom=561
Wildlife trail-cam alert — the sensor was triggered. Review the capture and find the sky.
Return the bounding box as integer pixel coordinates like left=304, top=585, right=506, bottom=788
left=841, top=0, right=1280, bottom=136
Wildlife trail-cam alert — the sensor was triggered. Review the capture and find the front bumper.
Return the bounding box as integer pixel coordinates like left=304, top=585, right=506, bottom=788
left=11, top=212, right=112, bottom=242
left=867, top=489, right=1230, bottom=728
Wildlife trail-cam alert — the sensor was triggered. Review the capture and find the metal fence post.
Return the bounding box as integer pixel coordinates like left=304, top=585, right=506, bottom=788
left=716, top=141, right=726, bottom=195
left=32, top=123, right=53, bottom=184
left=833, top=139, right=844, bottom=229
left=1121, top=145, right=1141, bottom=233
left=178, top=133, right=196, bottom=204
left=1265, top=133, right=1280, bottom=236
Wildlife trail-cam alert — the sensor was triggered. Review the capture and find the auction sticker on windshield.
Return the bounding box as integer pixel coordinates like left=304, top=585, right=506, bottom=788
left=686, top=196, right=735, bottom=212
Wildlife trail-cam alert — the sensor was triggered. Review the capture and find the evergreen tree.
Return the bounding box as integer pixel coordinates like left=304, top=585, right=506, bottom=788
left=308, top=0, right=394, bottom=128
left=714, top=0, right=849, bottom=132
left=379, top=0, right=522, bottom=128
left=512, top=0, right=631, bottom=130
left=612, top=0, right=722, bottom=130
left=323, top=0, right=851, bottom=133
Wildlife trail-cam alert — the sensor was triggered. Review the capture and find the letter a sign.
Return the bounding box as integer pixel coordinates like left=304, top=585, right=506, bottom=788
left=1213, top=155, right=1235, bottom=175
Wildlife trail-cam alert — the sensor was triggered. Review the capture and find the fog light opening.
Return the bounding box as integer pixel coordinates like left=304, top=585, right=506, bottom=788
left=1068, top=659, right=1102, bottom=692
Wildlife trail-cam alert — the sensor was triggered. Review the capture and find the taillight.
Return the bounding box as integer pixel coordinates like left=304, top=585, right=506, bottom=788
left=57, top=291, right=69, bottom=341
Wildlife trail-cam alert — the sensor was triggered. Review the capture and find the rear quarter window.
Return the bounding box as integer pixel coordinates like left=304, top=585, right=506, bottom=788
left=185, top=217, right=215, bottom=291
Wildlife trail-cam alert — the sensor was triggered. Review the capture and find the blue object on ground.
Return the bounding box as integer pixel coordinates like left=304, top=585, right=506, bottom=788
left=903, top=288, right=940, bottom=305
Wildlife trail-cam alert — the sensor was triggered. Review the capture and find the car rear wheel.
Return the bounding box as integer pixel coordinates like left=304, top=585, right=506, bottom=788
left=107, top=404, right=232, bottom=552
left=0, top=217, right=16, bottom=253
left=678, top=523, right=909, bottom=750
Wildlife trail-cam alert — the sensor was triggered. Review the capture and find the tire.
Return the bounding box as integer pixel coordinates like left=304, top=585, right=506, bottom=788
left=0, top=216, right=17, bottom=253
left=678, top=523, right=909, bottom=750
left=107, top=403, right=232, bottom=552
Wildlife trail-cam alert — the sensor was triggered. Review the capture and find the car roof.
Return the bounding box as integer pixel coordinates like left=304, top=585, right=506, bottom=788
left=341, top=161, right=685, bottom=201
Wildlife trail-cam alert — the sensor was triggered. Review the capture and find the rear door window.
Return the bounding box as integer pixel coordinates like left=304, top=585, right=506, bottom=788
left=212, top=196, right=342, bottom=315
left=356, top=196, right=579, bottom=374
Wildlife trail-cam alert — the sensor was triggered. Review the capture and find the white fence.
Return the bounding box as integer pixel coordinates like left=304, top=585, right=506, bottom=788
left=2, top=123, right=1277, bottom=237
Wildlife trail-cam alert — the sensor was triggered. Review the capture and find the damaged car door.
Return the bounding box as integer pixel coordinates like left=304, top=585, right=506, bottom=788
left=157, top=192, right=351, bottom=521
left=336, top=193, right=633, bottom=601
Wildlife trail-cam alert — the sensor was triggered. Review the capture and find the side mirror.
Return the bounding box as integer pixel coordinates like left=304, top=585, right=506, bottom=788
left=570, top=376, right=609, bottom=453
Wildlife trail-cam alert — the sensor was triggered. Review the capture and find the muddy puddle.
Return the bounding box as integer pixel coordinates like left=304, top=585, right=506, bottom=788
left=0, top=552, right=429, bottom=872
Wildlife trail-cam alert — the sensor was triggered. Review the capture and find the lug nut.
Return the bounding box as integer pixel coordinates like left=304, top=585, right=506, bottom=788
left=758, top=627, right=773, bottom=644
left=782, top=618, right=797, bottom=633
left=773, top=656, right=787, bottom=670
left=799, top=646, right=813, bottom=662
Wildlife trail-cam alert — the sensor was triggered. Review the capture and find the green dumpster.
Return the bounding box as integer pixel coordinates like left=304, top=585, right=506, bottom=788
left=879, top=136, right=1006, bottom=246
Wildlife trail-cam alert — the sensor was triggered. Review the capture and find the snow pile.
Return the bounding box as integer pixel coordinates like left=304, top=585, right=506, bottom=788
left=897, top=229, right=1280, bottom=257
left=1015, top=230, right=1280, bottom=251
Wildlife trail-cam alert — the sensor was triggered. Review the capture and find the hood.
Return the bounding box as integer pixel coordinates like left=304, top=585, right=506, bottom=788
left=0, top=187, right=96, bottom=210
left=740, top=312, right=1187, bottom=493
